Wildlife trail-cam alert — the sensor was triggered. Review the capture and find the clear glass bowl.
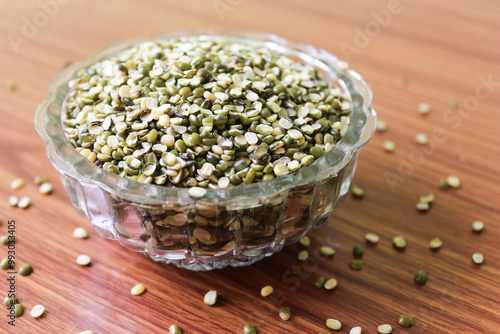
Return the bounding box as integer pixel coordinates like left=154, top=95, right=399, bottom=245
left=35, top=30, right=376, bottom=271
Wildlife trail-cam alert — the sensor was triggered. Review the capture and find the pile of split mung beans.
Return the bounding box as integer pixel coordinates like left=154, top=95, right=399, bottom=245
left=62, top=37, right=351, bottom=188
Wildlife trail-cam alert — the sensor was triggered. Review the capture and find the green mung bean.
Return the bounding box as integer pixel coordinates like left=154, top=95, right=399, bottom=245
left=349, top=260, right=363, bottom=270
left=315, top=276, right=326, bottom=288
left=279, top=306, right=291, bottom=321
left=14, top=303, right=24, bottom=317
left=19, top=264, right=33, bottom=276
left=414, top=270, right=428, bottom=284
left=398, top=315, right=413, bottom=327
left=4, top=296, right=18, bottom=307
left=352, top=244, right=364, bottom=257
left=320, top=246, right=335, bottom=257
left=169, top=324, right=182, bottom=334
left=243, top=324, right=257, bottom=334
left=34, top=176, right=48, bottom=184
left=7, top=80, right=17, bottom=90
left=1, top=258, right=12, bottom=270
left=1, top=235, right=10, bottom=245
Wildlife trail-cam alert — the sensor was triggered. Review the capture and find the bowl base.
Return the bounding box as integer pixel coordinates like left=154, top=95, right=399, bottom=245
left=142, top=246, right=284, bottom=271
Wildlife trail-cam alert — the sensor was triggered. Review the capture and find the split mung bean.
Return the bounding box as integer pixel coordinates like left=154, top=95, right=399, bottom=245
left=351, top=185, right=365, bottom=198
left=472, top=252, right=484, bottom=265
left=416, top=202, right=430, bottom=211
left=299, top=235, right=310, bottom=247
left=376, top=120, right=387, bottom=132
left=365, top=233, right=379, bottom=244
left=337, top=60, right=349, bottom=71
left=447, top=175, right=461, bottom=188
left=76, top=254, right=91, bottom=266
left=418, top=103, right=431, bottom=115
left=382, top=140, right=395, bottom=152
left=350, top=326, right=363, bottom=334
left=73, top=227, right=89, bottom=239
left=39, top=182, right=53, bottom=194
left=393, top=236, right=407, bottom=249
left=324, top=278, right=338, bottom=290
left=472, top=221, right=484, bottom=232
left=320, top=246, right=335, bottom=257
left=8, top=196, right=18, bottom=207
left=298, top=250, right=309, bottom=261
left=415, top=133, right=428, bottom=145
left=30, top=304, right=45, bottom=318
left=378, top=324, right=392, bottom=333
left=131, top=283, right=146, bottom=296
left=62, top=37, right=352, bottom=189
left=17, top=196, right=31, bottom=209
left=260, top=285, right=273, bottom=297
left=204, top=290, right=217, bottom=305
left=326, top=318, right=342, bottom=330
left=429, top=237, right=443, bottom=250
left=10, top=178, right=25, bottom=190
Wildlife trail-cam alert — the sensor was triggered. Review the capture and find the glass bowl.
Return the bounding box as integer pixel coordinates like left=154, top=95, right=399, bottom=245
left=35, top=30, right=376, bottom=271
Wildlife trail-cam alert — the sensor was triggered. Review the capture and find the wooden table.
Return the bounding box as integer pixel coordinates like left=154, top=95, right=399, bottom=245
left=1, top=0, right=499, bottom=333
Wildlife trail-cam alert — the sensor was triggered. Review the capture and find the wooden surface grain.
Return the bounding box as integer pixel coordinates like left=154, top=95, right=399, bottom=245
left=1, top=0, right=499, bottom=333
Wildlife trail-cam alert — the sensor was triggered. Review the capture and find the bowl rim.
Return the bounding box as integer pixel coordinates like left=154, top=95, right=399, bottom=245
left=35, top=29, right=376, bottom=205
